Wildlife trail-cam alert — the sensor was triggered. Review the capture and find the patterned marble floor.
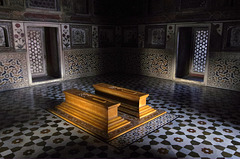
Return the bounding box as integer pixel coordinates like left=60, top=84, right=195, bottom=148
left=0, top=73, right=240, bottom=158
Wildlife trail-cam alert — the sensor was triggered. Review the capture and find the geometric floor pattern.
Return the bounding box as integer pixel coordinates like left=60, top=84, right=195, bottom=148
left=0, top=73, right=240, bottom=158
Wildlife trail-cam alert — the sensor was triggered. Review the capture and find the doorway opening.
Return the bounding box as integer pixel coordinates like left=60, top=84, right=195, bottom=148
left=27, top=27, right=61, bottom=83
left=176, top=26, right=209, bottom=82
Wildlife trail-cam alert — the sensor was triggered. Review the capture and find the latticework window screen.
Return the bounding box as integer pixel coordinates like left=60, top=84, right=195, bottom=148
left=192, top=28, right=209, bottom=73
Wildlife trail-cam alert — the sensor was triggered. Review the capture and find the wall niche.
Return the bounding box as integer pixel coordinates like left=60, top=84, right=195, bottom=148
left=223, top=22, right=240, bottom=51
left=0, top=22, right=13, bottom=52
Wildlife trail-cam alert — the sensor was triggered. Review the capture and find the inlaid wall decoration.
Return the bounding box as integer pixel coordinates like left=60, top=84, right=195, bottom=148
left=122, top=26, right=138, bottom=47
left=64, top=49, right=118, bottom=80
left=61, top=24, right=71, bottom=50
left=70, top=25, right=91, bottom=48
left=212, top=23, right=223, bottom=36
left=145, top=25, right=166, bottom=49
left=210, top=23, right=223, bottom=52
left=0, top=53, right=29, bottom=91
left=0, top=21, right=14, bottom=52
left=98, top=26, right=115, bottom=47
left=92, top=25, right=98, bottom=48
left=121, top=48, right=172, bottom=79
left=140, top=51, right=171, bottom=78
left=207, top=52, right=240, bottom=91
left=223, top=23, right=240, bottom=51
left=26, top=0, right=59, bottom=10
left=166, top=24, right=175, bottom=41
left=12, top=22, right=26, bottom=50
left=138, top=25, right=145, bottom=48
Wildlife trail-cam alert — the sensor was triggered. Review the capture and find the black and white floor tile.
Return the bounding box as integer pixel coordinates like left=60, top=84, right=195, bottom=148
left=0, top=73, right=240, bottom=158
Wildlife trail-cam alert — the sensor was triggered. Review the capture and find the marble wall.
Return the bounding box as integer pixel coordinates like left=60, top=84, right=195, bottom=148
left=64, top=48, right=119, bottom=80
left=0, top=20, right=119, bottom=92
left=0, top=52, right=29, bottom=91
left=120, top=24, right=175, bottom=80
left=0, top=19, right=239, bottom=92
left=119, top=23, right=240, bottom=92
left=120, top=48, right=173, bottom=80
left=63, top=24, right=119, bottom=80
left=207, top=52, right=240, bottom=91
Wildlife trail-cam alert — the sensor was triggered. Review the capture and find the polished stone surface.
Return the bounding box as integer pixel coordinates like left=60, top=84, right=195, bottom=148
left=0, top=73, right=240, bottom=158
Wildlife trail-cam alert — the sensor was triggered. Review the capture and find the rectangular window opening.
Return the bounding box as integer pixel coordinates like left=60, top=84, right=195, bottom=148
left=176, top=26, right=209, bottom=82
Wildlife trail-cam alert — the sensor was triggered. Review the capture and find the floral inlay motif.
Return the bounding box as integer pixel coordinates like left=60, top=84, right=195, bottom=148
left=223, top=129, right=233, bottom=133
left=158, top=148, right=169, bottom=154
left=213, top=137, right=224, bottom=142
left=23, top=149, right=35, bottom=156
left=187, top=128, right=196, bottom=133
left=40, top=129, right=50, bottom=134
left=53, top=138, right=64, bottom=144
left=12, top=138, right=23, bottom=144
left=174, top=137, right=183, bottom=142
left=12, top=22, right=26, bottom=50
left=202, top=148, right=213, bottom=154
left=61, top=24, right=71, bottom=49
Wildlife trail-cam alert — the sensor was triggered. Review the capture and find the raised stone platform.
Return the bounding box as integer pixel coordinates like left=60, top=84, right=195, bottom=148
left=50, top=85, right=167, bottom=141
left=52, top=89, right=130, bottom=139
left=50, top=106, right=166, bottom=141
left=93, top=83, right=157, bottom=118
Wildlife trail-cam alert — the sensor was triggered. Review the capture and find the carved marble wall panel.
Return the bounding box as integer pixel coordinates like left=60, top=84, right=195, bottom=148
left=64, top=49, right=119, bottom=80
left=70, top=25, right=91, bottom=48
left=151, top=29, right=165, bottom=45
left=120, top=48, right=172, bottom=79
left=223, top=23, right=240, bottom=51
left=207, top=52, right=240, bottom=91
left=12, top=22, right=26, bottom=51
left=145, top=25, right=166, bottom=49
left=61, top=24, right=71, bottom=49
left=0, top=53, right=29, bottom=91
